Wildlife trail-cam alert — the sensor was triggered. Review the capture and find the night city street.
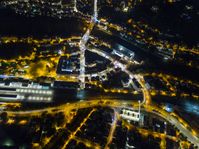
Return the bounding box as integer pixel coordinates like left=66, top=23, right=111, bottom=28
left=0, top=0, right=199, bottom=149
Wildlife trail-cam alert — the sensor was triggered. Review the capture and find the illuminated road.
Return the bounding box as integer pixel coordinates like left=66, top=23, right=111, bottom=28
left=3, top=99, right=199, bottom=147
left=146, top=108, right=199, bottom=147
left=87, top=46, right=151, bottom=105
left=79, top=0, right=97, bottom=89
left=0, top=2, right=198, bottom=147
left=79, top=22, right=95, bottom=89
left=61, top=109, right=96, bottom=149
left=105, top=109, right=118, bottom=148
left=73, top=0, right=78, bottom=12
left=93, top=0, right=98, bottom=22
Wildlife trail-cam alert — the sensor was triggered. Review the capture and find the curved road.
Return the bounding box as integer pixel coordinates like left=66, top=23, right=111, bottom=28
left=3, top=99, right=199, bottom=147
